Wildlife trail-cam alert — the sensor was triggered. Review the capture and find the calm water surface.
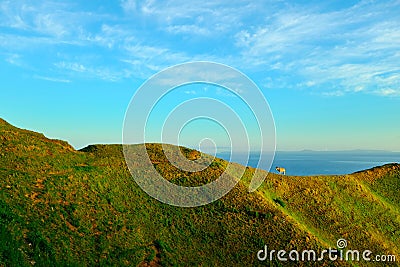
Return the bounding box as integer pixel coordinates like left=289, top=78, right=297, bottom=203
left=216, top=151, right=400, bottom=176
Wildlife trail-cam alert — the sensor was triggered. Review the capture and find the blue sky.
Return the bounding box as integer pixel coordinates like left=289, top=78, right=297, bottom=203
left=1, top=0, right=399, bottom=151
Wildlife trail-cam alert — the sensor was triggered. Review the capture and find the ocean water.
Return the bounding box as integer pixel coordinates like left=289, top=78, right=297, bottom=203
left=216, top=151, right=400, bottom=176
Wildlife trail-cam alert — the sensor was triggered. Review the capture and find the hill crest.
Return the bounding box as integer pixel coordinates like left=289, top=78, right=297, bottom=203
left=1, top=118, right=399, bottom=266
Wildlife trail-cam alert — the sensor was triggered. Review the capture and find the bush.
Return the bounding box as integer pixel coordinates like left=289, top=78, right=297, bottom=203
left=273, top=198, right=286, bottom=207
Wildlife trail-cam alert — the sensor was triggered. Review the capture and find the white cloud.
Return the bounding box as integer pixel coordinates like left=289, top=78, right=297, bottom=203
left=1, top=2, right=69, bottom=36
left=1, top=0, right=399, bottom=95
left=124, top=44, right=168, bottom=59
left=83, top=24, right=134, bottom=49
left=54, top=61, right=132, bottom=82
left=375, top=88, right=400, bottom=97
left=165, top=24, right=211, bottom=36
left=0, top=1, right=114, bottom=49
left=305, top=81, right=316, bottom=87
left=4, top=53, right=24, bottom=66
left=321, top=90, right=345, bottom=97
left=33, top=13, right=67, bottom=37
left=33, top=75, right=71, bottom=83
left=55, top=62, right=86, bottom=72
left=120, top=0, right=260, bottom=37
left=234, top=1, right=400, bottom=96
left=120, top=0, right=137, bottom=12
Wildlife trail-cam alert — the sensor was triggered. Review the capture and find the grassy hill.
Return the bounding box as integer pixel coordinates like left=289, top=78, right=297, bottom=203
left=0, top=118, right=399, bottom=266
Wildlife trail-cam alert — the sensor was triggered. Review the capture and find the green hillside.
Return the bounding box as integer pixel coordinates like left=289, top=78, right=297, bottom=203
left=0, top=118, right=399, bottom=266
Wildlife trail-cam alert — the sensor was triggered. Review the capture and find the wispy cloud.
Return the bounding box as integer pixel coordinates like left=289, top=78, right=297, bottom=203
left=165, top=24, right=211, bottom=36
left=234, top=1, right=400, bottom=96
left=1, top=1, right=82, bottom=41
left=4, top=53, right=25, bottom=67
left=120, top=0, right=137, bottom=13
left=82, top=24, right=132, bottom=49
left=0, top=1, right=198, bottom=81
left=54, top=61, right=132, bottom=82
left=374, top=88, right=400, bottom=97
left=33, top=75, right=71, bottom=83
left=1, top=0, right=399, bottom=95
left=120, top=0, right=261, bottom=37
left=321, top=90, right=345, bottom=97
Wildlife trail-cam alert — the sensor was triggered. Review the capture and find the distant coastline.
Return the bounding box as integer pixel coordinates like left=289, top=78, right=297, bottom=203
left=217, top=150, right=400, bottom=176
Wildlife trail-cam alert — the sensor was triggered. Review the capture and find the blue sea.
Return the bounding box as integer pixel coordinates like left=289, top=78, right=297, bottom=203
left=216, top=151, right=400, bottom=176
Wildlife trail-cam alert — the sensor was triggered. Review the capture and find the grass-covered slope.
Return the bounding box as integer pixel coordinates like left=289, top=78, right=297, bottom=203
left=0, top=118, right=399, bottom=266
